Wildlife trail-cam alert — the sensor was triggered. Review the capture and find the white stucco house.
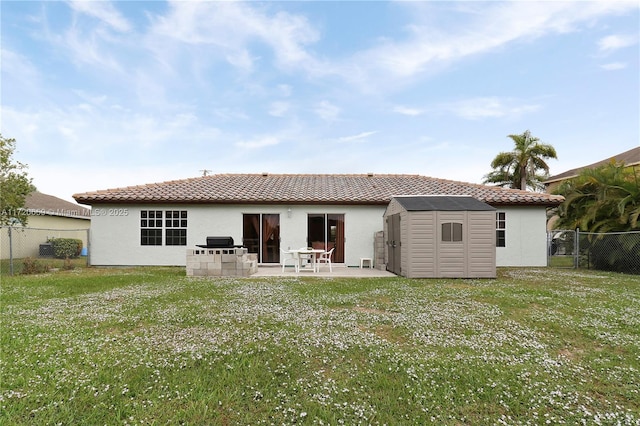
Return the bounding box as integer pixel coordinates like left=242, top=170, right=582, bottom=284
left=73, top=173, right=564, bottom=269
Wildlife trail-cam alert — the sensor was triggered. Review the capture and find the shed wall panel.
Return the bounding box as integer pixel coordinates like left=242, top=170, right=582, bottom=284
left=466, top=212, right=496, bottom=277
left=435, top=211, right=466, bottom=277
left=405, top=211, right=436, bottom=277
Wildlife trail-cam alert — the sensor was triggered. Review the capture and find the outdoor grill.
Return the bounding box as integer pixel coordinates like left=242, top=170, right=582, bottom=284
left=188, top=236, right=256, bottom=277
left=196, top=236, right=244, bottom=249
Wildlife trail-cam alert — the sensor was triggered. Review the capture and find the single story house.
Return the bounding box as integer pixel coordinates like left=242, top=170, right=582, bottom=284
left=73, top=173, right=564, bottom=269
left=23, top=191, right=92, bottom=229
left=544, top=146, right=640, bottom=193
left=1, top=191, right=91, bottom=260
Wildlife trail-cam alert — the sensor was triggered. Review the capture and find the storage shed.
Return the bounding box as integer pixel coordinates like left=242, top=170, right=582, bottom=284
left=384, top=196, right=496, bottom=278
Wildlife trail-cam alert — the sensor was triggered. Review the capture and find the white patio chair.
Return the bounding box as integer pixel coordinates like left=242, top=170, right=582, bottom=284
left=280, top=249, right=299, bottom=273
left=317, top=248, right=334, bottom=272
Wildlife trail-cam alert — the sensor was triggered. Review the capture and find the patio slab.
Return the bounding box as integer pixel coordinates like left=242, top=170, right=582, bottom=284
left=253, top=265, right=397, bottom=278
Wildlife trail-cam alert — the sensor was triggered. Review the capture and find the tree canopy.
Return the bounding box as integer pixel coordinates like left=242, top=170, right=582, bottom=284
left=552, top=161, right=640, bottom=232
left=483, top=130, right=557, bottom=191
left=0, top=134, right=36, bottom=226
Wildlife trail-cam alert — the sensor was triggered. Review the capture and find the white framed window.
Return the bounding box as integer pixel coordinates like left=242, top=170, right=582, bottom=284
left=140, top=210, right=187, bottom=246
left=141, top=210, right=163, bottom=246
left=496, top=212, right=506, bottom=247
left=165, top=210, right=188, bottom=246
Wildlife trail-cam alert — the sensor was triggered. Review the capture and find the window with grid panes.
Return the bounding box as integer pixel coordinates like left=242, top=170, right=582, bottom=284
left=496, top=212, right=506, bottom=247
left=165, top=210, right=188, bottom=246
left=141, top=210, right=163, bottom=245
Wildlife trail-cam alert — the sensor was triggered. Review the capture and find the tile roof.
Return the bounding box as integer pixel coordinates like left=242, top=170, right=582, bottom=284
left=26, top=191, right=91, bottom=219
left=73, top=174, right=564, bottom=207
left=545, top=146, right=640, bottom=184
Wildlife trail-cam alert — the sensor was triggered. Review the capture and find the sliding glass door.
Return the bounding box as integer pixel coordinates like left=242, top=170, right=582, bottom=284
left=307, top=214, right=344, bottom=263
left=243, top=214, right=280, bottom=263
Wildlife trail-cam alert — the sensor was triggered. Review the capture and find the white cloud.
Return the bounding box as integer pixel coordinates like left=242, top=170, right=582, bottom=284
left=44, top=2, right=133, bottom=73
left=2, top=103, right=219, bottom=162
left=225, top=49, right=255, bottom=73
left=442, top=97, right=541, bottom=120
left=72, top=90, right=108, bottom=106
left=268, top=101, right=290, bottom=117
left=393, top=106, right=423, bottom=116
left=600, top=62, right=627, bottom=71
left=267, top=10, right=320, bottom=68
left=598, top=34, right=638, bottom=53
left=337, top=131, right=378, bottom=143
left=278, top=84, right=293, bottom=97
left=315, top=101, right=340, bottom=121
left=1, top=48, right=40, bottom=81
left=68, top=0, right=132, bottom=33
left=148, top=1, right=320, bottom=72
left=236, top=136, right=280, bottom=149
left=343, top=1, right=638, bottom=90
left=38, top=163, right=190, bottom=203
left=213, top=108, right=250, bottom=121
left=63, top=28, right=123, bottom=71
left=0, top=48, right=43, bottom=100
left=52, top=1, right=637, bottom=99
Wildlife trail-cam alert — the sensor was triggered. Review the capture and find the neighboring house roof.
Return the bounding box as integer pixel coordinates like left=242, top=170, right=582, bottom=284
left=25, top=191, right=91, bottom=219
left=73, top=174, right=563, bottom=207
left=392, top=196, right=496, bottom=211
left=544, top=146, right=640, bottom=185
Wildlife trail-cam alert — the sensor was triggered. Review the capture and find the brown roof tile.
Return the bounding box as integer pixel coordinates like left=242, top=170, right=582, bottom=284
left=73, top=174, right=564, bottom=206
left=26, top=191, right=91, bottom=219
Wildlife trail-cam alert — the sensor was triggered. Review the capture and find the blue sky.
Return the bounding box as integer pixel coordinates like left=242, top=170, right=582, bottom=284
left=1, top=1, right=638, bottom=203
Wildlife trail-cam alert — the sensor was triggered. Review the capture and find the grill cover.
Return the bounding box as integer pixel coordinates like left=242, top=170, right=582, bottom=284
left=196, top=236, right=241, bottom=248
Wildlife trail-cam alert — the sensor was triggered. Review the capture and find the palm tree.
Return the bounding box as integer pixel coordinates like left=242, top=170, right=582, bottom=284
left=553, top=162, right=640, bottom=232
left=483, top=130, right=557, bottom=191
left=553, top=162, right=640, bottom=274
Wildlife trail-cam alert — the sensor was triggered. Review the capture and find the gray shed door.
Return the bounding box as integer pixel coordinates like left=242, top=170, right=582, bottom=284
left=387, top=214, right=401, bottom=275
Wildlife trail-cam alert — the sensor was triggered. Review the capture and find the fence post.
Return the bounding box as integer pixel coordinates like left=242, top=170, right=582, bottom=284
left=546, top=231, right=550, bottom=267
left=86, top=228, right=91, bottom=267
left=8, top=226, right=14, bottom=276
left=574, top=228, right=579, bottom=269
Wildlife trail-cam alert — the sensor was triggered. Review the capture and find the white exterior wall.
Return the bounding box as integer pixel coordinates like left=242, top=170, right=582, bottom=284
left=89, top=204, right=386, bottom=267
left=88, top=203, right=549, bottom=268
left=281, top=204, right=386, bottom=267
left=495, top=206, right=548, bottom=267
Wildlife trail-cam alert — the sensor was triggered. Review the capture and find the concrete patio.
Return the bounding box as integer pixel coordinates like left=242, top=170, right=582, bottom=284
left=252, top=265, right=397, bottom=278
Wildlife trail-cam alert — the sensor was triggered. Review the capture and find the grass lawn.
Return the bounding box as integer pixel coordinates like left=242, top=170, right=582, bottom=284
left=1, top=267, right=639, bottom=425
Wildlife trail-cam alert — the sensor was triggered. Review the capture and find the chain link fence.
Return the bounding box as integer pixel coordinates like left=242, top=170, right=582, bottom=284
left=0, top=226, right=90, bottom=275
left=548, top=229, right=640, bottom=274
left=547, top=230, right=578, bottom=268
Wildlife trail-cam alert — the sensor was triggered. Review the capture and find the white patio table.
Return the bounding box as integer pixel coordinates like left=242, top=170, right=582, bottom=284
left=289, top=248, right=325, bottom=273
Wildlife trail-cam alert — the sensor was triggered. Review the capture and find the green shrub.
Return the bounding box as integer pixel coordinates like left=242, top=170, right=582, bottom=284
left=49, top=238, right=83, bottom=259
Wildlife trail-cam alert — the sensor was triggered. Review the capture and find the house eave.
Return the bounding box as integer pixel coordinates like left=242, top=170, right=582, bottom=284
left=73, top=199, right=392, bottom=206
left=23, top=207, right=91, bottom=220
left=74, top=198, right=562, bottom=208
